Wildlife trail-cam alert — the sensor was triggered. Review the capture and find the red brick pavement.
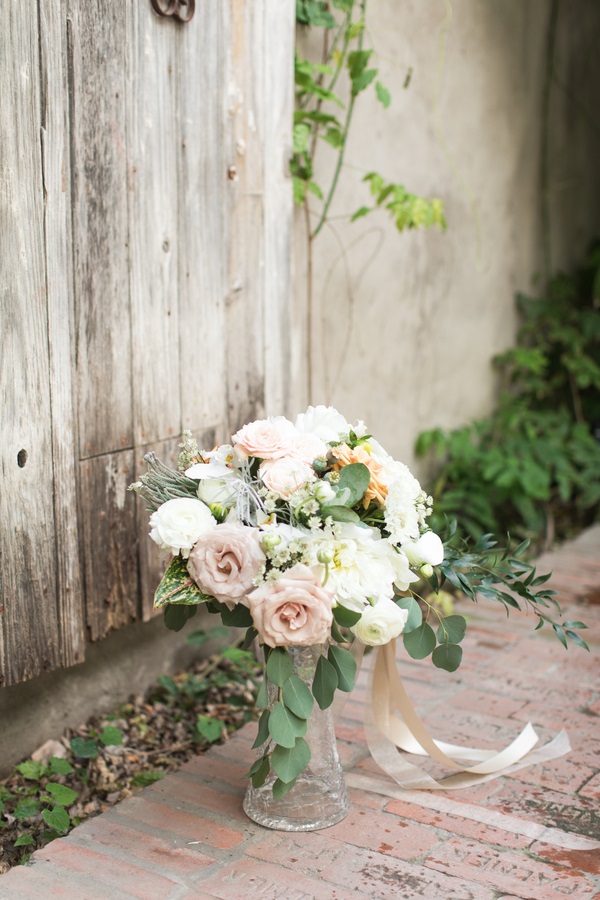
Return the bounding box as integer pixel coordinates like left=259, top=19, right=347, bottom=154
left=1, top=526, right=599, bottom=899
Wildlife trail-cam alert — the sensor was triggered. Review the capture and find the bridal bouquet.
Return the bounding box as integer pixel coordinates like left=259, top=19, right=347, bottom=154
left=130, top=405, right=587, bottom=797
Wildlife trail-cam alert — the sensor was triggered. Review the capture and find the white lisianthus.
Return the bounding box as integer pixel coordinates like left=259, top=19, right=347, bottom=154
left=294, top=405, right=351, bottom=442
left=313, top=481, right=336, bottom=505
left=393, top=549, right=421, bottom=592
left=351, top=597, right=409, bottom=646
left=402, top=531, right=444, bottom=567
left=306, top=524, right=402, bottom=612
left=149, top=497, right=216, bottom=558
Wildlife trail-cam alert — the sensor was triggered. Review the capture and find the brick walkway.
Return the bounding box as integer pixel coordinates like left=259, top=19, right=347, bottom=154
left=1, top=527, right=599, bottom=899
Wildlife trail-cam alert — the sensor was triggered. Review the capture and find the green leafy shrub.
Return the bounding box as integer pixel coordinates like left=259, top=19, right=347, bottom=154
left=416, top=242, right=600, bottom=549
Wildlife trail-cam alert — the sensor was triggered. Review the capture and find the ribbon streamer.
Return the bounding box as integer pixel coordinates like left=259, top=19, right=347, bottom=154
left=360, top=639, right=569, bottom=791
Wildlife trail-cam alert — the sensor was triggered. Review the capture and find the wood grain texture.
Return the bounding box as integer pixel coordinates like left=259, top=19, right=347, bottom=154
left=0, top=2, right=61, bottom=685
left=260, top=0, right=295, bottom=417
left=224, top=0, right=266, bottom=434
left=128, top=7, right=182, bottom=448
left=68, top=1, right=133, bottom=459
left=80, top=451, right=138, bottom=642
left=177, top=0, right=228, bottom=439
left=1, top=0, right=296, bottom=681
left=39, top=0, right=85, bottom=669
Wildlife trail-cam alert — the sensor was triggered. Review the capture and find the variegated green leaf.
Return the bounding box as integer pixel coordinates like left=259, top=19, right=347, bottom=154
left=154, top=556, right=212, bottom=608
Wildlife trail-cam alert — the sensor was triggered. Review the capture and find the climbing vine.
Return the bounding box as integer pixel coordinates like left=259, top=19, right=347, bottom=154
left=292, top=0, right=446, bottom=238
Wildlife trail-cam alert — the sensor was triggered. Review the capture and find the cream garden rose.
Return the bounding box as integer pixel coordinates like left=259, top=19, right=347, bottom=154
left=259, top=457, right=316, bottom=499
left=149, top=497, right=216, bottom=558
left=187, top=523, right=265, bottom=606
left=248, top=563, right=334, bottom=647
left=351, top=597, right=409, bottom=646
left=232, top=416, right=297, bottom=460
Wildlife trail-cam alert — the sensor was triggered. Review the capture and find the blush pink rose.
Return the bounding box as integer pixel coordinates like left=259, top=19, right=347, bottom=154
left=248, top=564, right=334, bottom=647
left=289, top=432, right=328, bottom=465
left=259, top=457, right=315, bottom=498
left=187, top=523, right=265, bottom=607
left=232, top=416, right=297, bottom=460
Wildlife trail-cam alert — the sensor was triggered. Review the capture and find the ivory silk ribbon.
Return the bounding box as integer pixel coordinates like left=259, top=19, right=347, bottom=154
left=353, top=639, right=570, bottom=791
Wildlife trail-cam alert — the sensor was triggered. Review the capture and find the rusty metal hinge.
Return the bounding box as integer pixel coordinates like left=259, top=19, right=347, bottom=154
left=150, top=0, right=195, bottom=23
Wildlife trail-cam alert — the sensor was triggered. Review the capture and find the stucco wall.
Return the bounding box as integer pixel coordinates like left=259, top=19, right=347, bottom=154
left=294, top=0, right=600, bottom=474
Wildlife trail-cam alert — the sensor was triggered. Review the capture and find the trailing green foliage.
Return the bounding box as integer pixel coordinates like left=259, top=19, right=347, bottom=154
left=244, top=639, right=357, bottom=793
left=416, top=243, right=600, bottom=549
left=292, top=0, right=445, bottom=238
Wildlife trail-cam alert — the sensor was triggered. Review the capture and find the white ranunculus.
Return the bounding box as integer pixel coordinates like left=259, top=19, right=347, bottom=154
left=351, top=597, right=409, bottom=646
left=294, top=405, right=350, bottom=442
left=402, top=531, right=445, bottom=567
left=149, top=497, right=216, bottom=558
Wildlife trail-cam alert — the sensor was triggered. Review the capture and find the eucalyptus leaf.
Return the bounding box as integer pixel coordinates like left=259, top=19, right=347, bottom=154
left=266, top=648, right=293, bottom=687
left=282, top=675, right=314, bottom=719
left=320, top=505, right=361, bottom=524
left=394, top=596, right=422, bottom=633
left=272, top=738, right=311, bottom=783
left=273, top=777, right=297, bottom=799
left=268, top=702, right=307, bottom=748
left=252, top=710, right=271, bottom=749
left=328, top=644, right=356, bottom=693
left=312, top=654, right=338, bottom=709
left=403, top=622, right=436, bottom=660
left=432, top=643, right=463, bottom=672
left=336, top=463, right=371, bottom=506
left=333, top=605, right=361, bottom=627
left=255, top=679, right=268, bottom=710
left=436, top=615, right=467, bottom=645
left=163, top=604, right=198, bottom=633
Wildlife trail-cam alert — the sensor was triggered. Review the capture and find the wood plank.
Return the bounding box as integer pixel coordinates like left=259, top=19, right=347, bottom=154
left=260, top=0, right=295, bottom=417
left=177, top=0, right=228, bottom=440
left=128, top=6, right=182, bottom=448
left=224, top=0, right=266, bottom=433
left=79, top=451, right=138, bottom=642
left=67, top=0, right=133, bottom=459
left=0, top=2, right=61, bottom=685
left=39, top=0, right=85, bottom=668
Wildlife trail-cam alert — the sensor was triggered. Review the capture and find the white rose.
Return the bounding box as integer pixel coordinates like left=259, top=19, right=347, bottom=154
left=402, top=532, right=444, bottom=567
left=294, top=405, right=351, bottom=442
left=351, top=597, right=409, bottom=646
left=149, top=497, right=216, bottom=558
left=259, top=457, right=315, bottom=498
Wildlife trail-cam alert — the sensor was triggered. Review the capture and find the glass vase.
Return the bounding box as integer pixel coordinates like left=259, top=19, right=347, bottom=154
left=243, top=644, right=350, bottom=831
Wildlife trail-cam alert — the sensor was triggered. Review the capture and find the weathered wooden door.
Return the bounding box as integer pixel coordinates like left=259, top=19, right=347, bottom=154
left=1, top=0, right=295, bottom=686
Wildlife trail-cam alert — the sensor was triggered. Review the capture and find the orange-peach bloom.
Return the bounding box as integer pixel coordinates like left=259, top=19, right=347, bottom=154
left=331, top=444, right=388, bottom=508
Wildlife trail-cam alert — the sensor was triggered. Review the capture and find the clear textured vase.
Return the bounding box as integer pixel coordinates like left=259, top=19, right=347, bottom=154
left=243, top=644, right=350, bottom=831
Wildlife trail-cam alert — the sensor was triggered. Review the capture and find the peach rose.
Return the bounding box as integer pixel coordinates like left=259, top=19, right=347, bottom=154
left=290, top=432, right=328, bottom=465
left=259, top=457, right=315, bottom=498
left=187, top=523, right=265, bottom=607
left=248, top=564, right=334, bottom=647
left=232, top=416, right=297, bottom=460
left=331, top=444, right=388, bottom=508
